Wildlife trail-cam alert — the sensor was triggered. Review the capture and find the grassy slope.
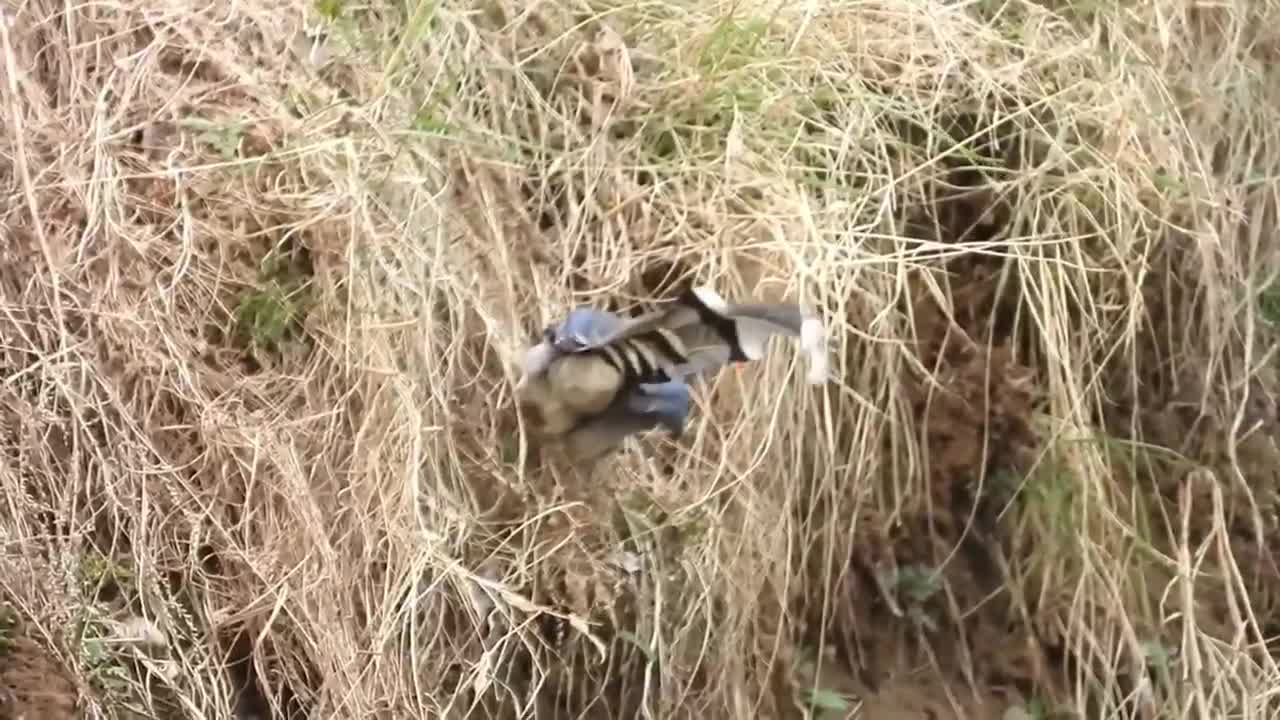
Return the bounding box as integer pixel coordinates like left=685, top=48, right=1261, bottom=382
left=1, top=0, right=1279, bottom=718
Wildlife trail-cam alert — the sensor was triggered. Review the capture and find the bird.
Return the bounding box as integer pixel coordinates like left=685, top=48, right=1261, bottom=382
left=514, top=285, right=828, bottom=462
left=514, top=305, right=693, bottom=443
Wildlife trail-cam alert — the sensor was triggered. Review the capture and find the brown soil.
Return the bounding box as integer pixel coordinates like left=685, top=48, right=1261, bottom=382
left=855, top=680, right=1010, bottom=720
left=0, top=608, right=78, bottom=720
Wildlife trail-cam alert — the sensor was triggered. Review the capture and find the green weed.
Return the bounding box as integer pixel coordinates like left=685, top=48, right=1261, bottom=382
left=1259, top=278, right=1280, bottom=327
left=0, top=603, right=17, bottom=656
left=180, top=118, right=246, bottom=160
left=234, top=250, right=310, bottom=354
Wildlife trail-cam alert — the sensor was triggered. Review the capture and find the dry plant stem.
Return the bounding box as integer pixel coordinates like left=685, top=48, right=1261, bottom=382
left=0, top=1, right=1278, bottom=719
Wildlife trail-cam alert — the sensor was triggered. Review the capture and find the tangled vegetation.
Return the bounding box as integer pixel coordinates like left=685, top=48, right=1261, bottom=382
left=2, top=0, right=1279, bottom=718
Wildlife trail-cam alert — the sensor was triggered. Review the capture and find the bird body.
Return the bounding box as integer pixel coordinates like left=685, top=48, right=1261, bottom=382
left=515, top=285, right=827, bottom=462
left=561, top=379, right=692, bottom=463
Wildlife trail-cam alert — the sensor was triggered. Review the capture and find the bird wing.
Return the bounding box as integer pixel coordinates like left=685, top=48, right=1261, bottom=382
left=593, top=287, right=830, bottom=384
left=561, top=380, right=692, bottom=462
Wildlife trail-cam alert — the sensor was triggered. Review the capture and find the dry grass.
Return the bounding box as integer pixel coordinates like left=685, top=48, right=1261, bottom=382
left=2, top=0, right=1279, bottom=718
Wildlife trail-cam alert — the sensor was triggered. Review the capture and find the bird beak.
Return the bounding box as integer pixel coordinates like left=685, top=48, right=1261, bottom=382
left=520, top=341, right=556, bottom=379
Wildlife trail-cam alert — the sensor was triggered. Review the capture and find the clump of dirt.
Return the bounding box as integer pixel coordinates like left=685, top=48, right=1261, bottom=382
left=907, top=256, right=1039, bottom=511
left=0, top=604, right=78, bottom=720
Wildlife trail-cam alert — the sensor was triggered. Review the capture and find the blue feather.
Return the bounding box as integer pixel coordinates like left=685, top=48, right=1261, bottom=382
left=551, top=306, right=625, bottom=351
left=625, top=381, right=692, bottom=437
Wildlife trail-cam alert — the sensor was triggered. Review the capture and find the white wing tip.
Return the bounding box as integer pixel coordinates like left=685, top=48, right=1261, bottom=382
left=689, top=286, right=729, bottom=313
left=800, top=315, right=829, bottom=384
left=736, top=321, right=768, bottom=360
